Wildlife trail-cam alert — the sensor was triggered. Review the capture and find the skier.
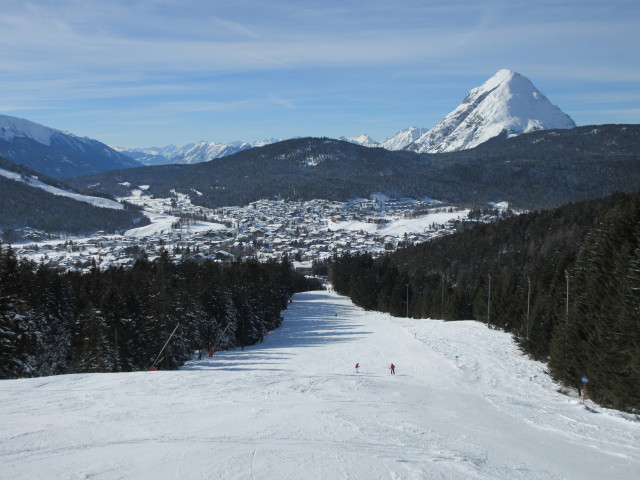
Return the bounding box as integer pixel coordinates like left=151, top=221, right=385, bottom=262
left=390, top=363, right=395, bottom=375
left=355, top=363, right=360, bottom=373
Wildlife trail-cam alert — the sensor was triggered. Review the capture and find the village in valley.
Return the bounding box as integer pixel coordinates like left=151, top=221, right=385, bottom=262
left=10, top=187, right=511, bottom=273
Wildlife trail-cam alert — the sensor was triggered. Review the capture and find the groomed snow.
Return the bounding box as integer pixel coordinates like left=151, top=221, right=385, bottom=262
left=1, top=290, right=638, bottom=479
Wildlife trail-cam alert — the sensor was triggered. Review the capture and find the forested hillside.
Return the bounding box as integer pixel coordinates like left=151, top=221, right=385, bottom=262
left=0, top=249, right=320, bottom=378
left=68, top=125, right=640, bottom=210
left=330, top=190, right=640, bottom=411
left=0, top=157, right=148, bottom=240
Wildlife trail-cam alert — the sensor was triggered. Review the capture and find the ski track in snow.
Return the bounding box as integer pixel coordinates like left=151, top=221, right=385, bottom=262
left=1, top=290, right=639, bottom=479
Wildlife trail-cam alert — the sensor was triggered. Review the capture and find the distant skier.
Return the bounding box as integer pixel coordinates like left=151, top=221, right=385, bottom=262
left=390, top=363, right=395, bottom=375
left=355, top=363, right=360, bottom=373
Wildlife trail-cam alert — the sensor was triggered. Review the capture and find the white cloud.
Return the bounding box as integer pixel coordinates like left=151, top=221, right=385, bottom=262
left=268, top=95, right=296, bottom=109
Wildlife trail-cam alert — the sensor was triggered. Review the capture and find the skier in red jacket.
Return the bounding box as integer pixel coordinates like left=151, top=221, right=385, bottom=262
left=355, top=363, right=360, bottom=373
left=390, top=363, right=395, bottom=375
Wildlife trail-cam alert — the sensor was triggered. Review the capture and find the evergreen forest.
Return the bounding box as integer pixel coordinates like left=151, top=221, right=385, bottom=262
left=0, top=249, right=320, bottom=379
left=0, top=157, right=149, bottom=239
left=329, top=190, right=640, bottom=412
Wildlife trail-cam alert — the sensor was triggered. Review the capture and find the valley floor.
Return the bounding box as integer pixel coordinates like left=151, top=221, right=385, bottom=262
left=1, top=290, right=639, bottom=479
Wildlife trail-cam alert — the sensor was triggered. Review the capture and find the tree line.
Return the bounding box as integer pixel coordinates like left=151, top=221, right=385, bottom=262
left=330, top=190, right=640, bottom=412
left=0, top=248, right=320, bottom=378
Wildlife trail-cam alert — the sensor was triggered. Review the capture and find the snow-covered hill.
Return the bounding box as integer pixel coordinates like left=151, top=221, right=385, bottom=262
left=0, top=167, right=123, bottom=210
left=0, top=114, right=142, bottom=178
left=404, top=69, right=576, bottom=153
left=1, top=290, right=638, bottom=479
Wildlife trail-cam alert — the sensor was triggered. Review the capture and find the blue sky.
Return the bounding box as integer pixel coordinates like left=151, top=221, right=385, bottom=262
left=1, top=0, right=638, bottom=148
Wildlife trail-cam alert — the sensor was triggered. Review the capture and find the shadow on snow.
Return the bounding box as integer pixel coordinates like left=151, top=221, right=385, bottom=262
left=183, top=291, right=373, bottom=371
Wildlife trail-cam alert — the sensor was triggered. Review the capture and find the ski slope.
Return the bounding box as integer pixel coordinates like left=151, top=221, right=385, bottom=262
left=1, top=290, right=639, bottom=479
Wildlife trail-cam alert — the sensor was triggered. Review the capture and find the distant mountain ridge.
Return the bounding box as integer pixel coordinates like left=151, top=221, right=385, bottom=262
left=119, top=69, right=575, bottom=164
left=68, top=125, right=640, bottom=211
left=0, top=70, right=576, bottom=175
left=0, top=114, right=143, bottom=178
left=116, top=139, right=279, bottom=166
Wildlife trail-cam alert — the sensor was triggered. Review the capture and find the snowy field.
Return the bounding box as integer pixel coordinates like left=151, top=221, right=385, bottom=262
left=122, top=188, right=227, bottom=238
left=1, top=290, right=639, bottom=479
left=328, top=209, right=469, bottom=236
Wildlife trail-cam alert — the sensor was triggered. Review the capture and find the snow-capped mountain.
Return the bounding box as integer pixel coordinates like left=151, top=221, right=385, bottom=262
left=339, top=134, right=380, bottom=148
left=378, top=127, right=430, bottom=151
left=118, top=139, right=279, bottom=166
left=118, top=70, right=575, bottom=162
left=173, top=139, right=277, bottom=164
left=405, top=69, right=576, bottom=153
left=0, top=114, right=142, bottom=178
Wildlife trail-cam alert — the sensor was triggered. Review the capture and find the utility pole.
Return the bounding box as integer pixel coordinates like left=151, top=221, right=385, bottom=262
left=527, top=277, right=531, bottom=340
left=565, top=269, right=569, bottom=324
left=487, top=274, right=491, bottom=328
left=405, top=283, right=410, bottom=318
left=441, top=275, right=445, bottom=319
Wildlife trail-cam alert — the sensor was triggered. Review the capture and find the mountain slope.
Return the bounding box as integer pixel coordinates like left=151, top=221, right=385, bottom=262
left=0, top=156, right=147, bottom=238
left=67, top=125, right=640, bottom=210
left=404, top=69, right=576, bottom=153
left=1, top=290, right=638, bottom=479
left=0, top=114, right=143, bottom=178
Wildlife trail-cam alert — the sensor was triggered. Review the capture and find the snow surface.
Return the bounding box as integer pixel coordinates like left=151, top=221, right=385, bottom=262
left=0, top=167, right=124, bottom=210
left=1, top=290, right=638, bottom=479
